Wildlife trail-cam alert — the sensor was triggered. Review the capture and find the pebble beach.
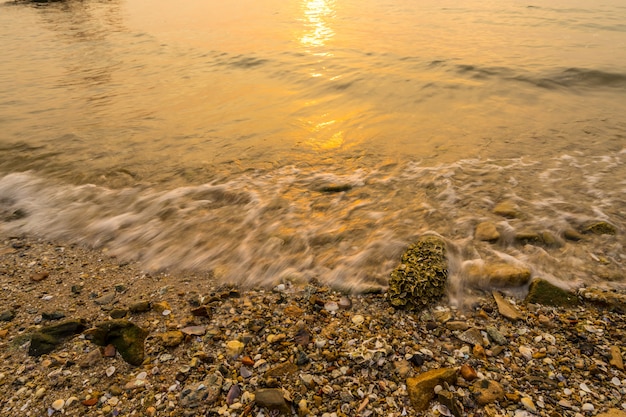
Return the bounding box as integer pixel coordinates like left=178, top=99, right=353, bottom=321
left=0, top=235, right=625, bottom=417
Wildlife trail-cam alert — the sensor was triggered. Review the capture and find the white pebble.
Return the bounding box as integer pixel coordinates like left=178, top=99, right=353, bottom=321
left=136, top=371, right=148, bottom=380
left=611, top=377, right=621, bottom=386
left=162, top=309, right=171, bottom=316
left=563, top=388, right=572, bottom=396
left=580, top=382, right=593, bottom=393
left=582, top=403, right=594, bottom=412
left=351, top=314, right=364, bottom=325
left=434, top=385, right=443, bottom=394
left=106, top=366, right=116, bottom=377
left=519, top=346, right=533, bottom=361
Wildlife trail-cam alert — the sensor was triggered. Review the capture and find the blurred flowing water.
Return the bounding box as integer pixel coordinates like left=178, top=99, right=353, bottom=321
left=1, top=0, right=625, bottom=292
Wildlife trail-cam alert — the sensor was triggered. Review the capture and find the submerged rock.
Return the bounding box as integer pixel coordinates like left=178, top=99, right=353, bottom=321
left=493, top=201, right=519, bottom=218
left=387, top=235, right=448, bottom=310
left=29, top=319, right=87, bottom=357
left=582, top=221, right=617, bottom=235
left=464, top=263, right=531, bottom=289
left=525, top=278, right=579, bottom=307
left=475, top=222, right=500, bottom=242
left=85, top=319, right=148, bottom=366
left=492, top=291, right=523, bottom=321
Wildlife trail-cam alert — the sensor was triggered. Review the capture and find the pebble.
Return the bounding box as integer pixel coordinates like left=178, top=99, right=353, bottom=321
left=582, top=403, right=595, bottom=412
left=351, top=314, right=364, bottom=325
left=521, top=397, right=537, bottom=413
left=51, top=399, right=65, bottom=411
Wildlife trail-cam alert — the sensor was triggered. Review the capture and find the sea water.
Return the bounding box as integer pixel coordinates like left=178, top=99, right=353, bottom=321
left=1, top=0, right=625, bottom=292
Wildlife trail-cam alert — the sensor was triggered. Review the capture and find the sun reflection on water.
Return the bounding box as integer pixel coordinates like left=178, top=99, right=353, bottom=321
left=300, top=0, right=335, bottom=50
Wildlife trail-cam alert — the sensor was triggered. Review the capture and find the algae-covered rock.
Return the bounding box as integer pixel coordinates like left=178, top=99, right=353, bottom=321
left=582, top=221, right=617, bottom=235
left=29, top=319, right=87, bottom=357
left=85, top=319, right=148, bottom=366
left=387, top=235, right=448, bottom=310
left=525, top=279, right=579, bottom=307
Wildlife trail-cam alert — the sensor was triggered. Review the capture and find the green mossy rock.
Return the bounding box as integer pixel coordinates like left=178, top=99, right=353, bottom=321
left=387, top=235, right=448, bottom=310
left=86, top=319, right=148, bottom=366
left=525, top=279, right=579, bottom=307
left=29, top=319, right=88, bottom=356
left=582, top=221, right=617, bottom=235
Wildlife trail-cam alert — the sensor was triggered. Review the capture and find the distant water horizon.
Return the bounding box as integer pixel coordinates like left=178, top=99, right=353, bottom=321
left=1, top=0, right=625, bottom=292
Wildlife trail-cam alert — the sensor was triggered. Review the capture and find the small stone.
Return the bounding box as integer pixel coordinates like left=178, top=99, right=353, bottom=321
left=437, top=390, right=464, bottom=417
left=473, top=379, right=504, bottom=405
left=394, top=360, right=413, bottom=378
left=51, top=399, right=65, bottom=411
left=460, top=364, right=478, bottom=381
left=458, top=328, right=484, bottom=346
left=446, top=321, right=470, bottom=331
left=611, top=377, right=621, bottom=386
left=181, top=325, right=206, bottom=336
left=129, top=301, right=151, bottom=313
left=406, top=367, right=458, bottom=410
left=35, top=387, right=46, bottom=398
left=254, top=388, right=290, bottom=414
left=284, top=305, right=304, bottom=317
left=103, top=344, right=116, bottom=357
left=475, top=222, right=500, bottom=242
left=521, top=397, right=537, bottom=413
left=351, top=314, right=365, bottom=325
left=106, top=366, right=116, bottom=377
left=160, top=331, right=184, bottom=347
left=493, top=291, right=523, bottom=321
left=563, top=228, right=584, bottom=241
left=190, top=306, right=211, bottom=317
left=0, top=309, right=15, bottom=322
left=31, top=271, right=50, bottom=282
left=609, top=346, right=624, bottom=370
left=0, top=329, right=8, bottom=339
left=338, top=297, right=352, bottom=310
left=465, top=263, right=531, bottom=289
left=94, top=293, right=116, bottom=305
left=180, top=375, right=222, bottom=408
left=473, top=344, right=487, bottom=360
left=582, top=403, right=595, bottom=412
left=266, top=362, right=298, bottom=378
left=109, top=309, right=128, bottom=319
left=226, top=340, right=245, bottom=357
left=324, top=301, right=339, bottom=312
left=486, top=326, right=507, bottom=345
left=152, top=301, right=171, bottom=313
left=519, top=346, right=533, bottom=361
left=493, top=201, right=519, bottom=218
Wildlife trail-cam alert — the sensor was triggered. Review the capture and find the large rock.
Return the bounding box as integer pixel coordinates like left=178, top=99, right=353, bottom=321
left=387, top=235, right=448, bottom=310
left=85, top=320, right=148, bottom=366
left=525, top=279, right=579, bottom=307
left=406, top=367, right=457, bottom=411
left=29, top=319, right=87, bottom=357
left=464, top=262, right=531, bottom=289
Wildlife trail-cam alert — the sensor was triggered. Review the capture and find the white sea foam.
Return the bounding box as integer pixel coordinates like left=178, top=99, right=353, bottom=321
left=1, top=153, right=624, bottom=294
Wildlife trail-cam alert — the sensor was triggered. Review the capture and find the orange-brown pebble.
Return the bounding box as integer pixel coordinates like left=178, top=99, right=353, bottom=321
left=460, top=364, right=478, bottom=381
left=241, top=356, right=255, bottom=367
left=473, top=344, right=487, bottom=360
